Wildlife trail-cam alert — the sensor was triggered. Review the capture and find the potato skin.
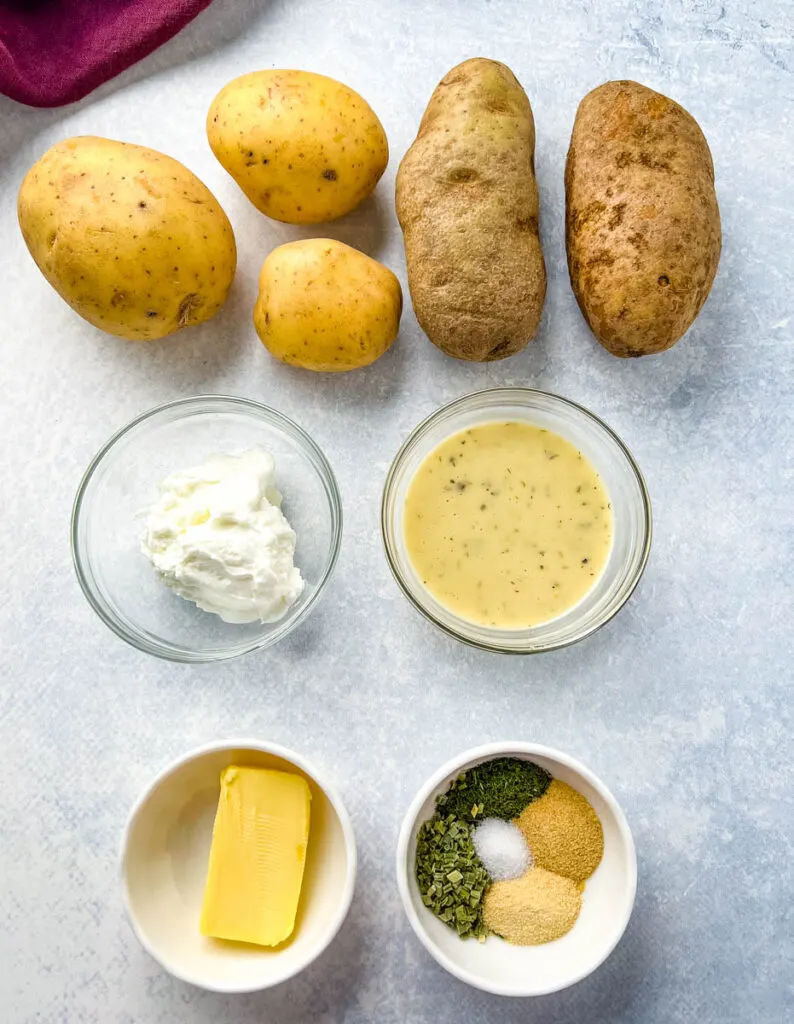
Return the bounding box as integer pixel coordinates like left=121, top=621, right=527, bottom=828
left=17, top=136, right=237, bottom=341
left=207, top=70, right=388, bottom=224
left=253, top=239, right=402, bottom=372
left=395, top=57, right=546, bottom=362
left=565, top=80, right=721, bottom=357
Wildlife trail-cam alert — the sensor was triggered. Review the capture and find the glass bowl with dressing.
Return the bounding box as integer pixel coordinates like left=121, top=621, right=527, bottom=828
left=381, top=388, right=651, bottom=653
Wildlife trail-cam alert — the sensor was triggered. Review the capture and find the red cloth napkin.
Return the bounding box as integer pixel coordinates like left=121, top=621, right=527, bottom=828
left=0, top=0, right=214, bottom=108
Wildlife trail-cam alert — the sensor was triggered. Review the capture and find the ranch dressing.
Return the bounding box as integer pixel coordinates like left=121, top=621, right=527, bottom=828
left=403, top=422, right=612, bottom=628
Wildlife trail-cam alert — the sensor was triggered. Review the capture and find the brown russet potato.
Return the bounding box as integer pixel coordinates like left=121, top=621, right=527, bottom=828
left=395, top=58, right=546, bottom=362
left=565, top=80, right=721, bottom=357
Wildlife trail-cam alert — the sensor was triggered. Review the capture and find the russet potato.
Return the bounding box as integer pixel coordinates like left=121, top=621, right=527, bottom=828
left=396, top=58, right=546, bottom=362
left=565, top=80, right=721, bottom=357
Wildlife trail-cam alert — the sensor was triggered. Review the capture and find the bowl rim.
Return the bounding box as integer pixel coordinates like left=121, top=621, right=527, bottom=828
left=71, top=394, right=343, bottom=663
left=381, top=387, right=652, bottom=654
left=396, top=740, right=638, bottom=997
left=120, top=738, right=358, bottom=994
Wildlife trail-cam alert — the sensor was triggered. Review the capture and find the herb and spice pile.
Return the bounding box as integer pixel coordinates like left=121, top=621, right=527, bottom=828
left=415, top=758, right=604, bottom=945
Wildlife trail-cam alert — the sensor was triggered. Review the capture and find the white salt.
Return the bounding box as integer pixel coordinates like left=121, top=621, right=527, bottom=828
left=472, top=817, right=532, bottom=881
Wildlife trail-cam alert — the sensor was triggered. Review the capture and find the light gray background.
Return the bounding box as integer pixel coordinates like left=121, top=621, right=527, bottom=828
left=0, top=1, right=791, bottom=1021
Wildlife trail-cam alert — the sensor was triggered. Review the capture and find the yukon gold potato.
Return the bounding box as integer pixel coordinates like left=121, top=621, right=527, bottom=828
left=17, top=136, right=236, bottom=341
left=565, top=81, right=721, bottom=357
left=396, top=57, right=546, bottom=362
left=253, top=239, right=402, bottom=372
left=207, top=70, right=388, bottom=224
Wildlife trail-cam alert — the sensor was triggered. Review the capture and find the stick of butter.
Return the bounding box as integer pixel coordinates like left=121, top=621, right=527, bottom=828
left=200, top=765, right=311, bottom=946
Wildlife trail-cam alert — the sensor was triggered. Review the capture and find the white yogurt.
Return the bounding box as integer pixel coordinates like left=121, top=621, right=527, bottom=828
left=141, top=448, right=304, bottom=624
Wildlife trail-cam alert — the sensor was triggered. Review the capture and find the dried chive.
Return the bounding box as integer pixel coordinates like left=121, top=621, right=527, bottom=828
left=415, top=814, right=490, bottom=940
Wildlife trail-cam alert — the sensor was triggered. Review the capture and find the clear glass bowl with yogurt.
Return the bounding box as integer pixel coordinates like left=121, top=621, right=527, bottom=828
left=381, top=388, right=652, bottom=654
left=72, top=396, right=342, bottom=662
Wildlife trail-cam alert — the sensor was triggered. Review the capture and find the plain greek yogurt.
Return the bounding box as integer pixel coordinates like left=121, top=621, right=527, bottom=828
left=140, top=448, right=304, bottom=624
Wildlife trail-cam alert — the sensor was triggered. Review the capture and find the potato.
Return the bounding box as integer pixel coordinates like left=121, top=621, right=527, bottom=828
left=395, top=58, right=546, bottom=362
left=17, top=136, right=236, bottom=341
left=253, top=239, right=402, bottom=372
left=207, top=70, right=388, bottom=224
left=565, top=80, right=721, bottom=357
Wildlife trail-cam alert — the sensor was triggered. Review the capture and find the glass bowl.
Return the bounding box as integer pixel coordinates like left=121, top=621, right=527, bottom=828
left=381, top=388, right=651, bottom=653
left=72, top=396, right=342, bottom=663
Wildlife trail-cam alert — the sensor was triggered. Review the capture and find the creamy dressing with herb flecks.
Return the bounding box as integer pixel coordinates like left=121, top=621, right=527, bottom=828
left=403, top=421, right=612, bottom=628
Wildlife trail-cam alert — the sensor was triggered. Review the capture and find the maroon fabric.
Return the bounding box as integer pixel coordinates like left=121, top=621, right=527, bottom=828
left=0, top=0, right=214, bottom=108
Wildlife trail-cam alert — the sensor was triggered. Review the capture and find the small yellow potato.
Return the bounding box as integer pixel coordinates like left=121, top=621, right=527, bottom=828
left=253, top=239, right=402, bottom=372
left=207, top=70, right=388, bottom=224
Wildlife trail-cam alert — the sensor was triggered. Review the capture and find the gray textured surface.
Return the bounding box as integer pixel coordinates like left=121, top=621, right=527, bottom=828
left=0, top=1, right=792, bottom=1021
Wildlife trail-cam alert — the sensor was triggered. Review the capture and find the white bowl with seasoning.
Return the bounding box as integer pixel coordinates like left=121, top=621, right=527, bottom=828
left=396, top=742, right=637, bottom=997
left=381, top=388, right=651, bottom=653
left=122, top=740, right=357, bottom=993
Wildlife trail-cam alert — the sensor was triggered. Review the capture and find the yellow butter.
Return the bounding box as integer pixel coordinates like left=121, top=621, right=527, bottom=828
left=199, top=765, right=311, bottom=946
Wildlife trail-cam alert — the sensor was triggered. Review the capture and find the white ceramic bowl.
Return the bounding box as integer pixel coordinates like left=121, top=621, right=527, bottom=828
left=397, top=742, right=637, bottom=996
left=121, top=740, right=357, bottom=993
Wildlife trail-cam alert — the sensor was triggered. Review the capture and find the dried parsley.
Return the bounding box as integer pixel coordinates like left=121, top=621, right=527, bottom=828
left=414, top=813, right=491, bottom=940
left=436, top=757, right=551, bottom=822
